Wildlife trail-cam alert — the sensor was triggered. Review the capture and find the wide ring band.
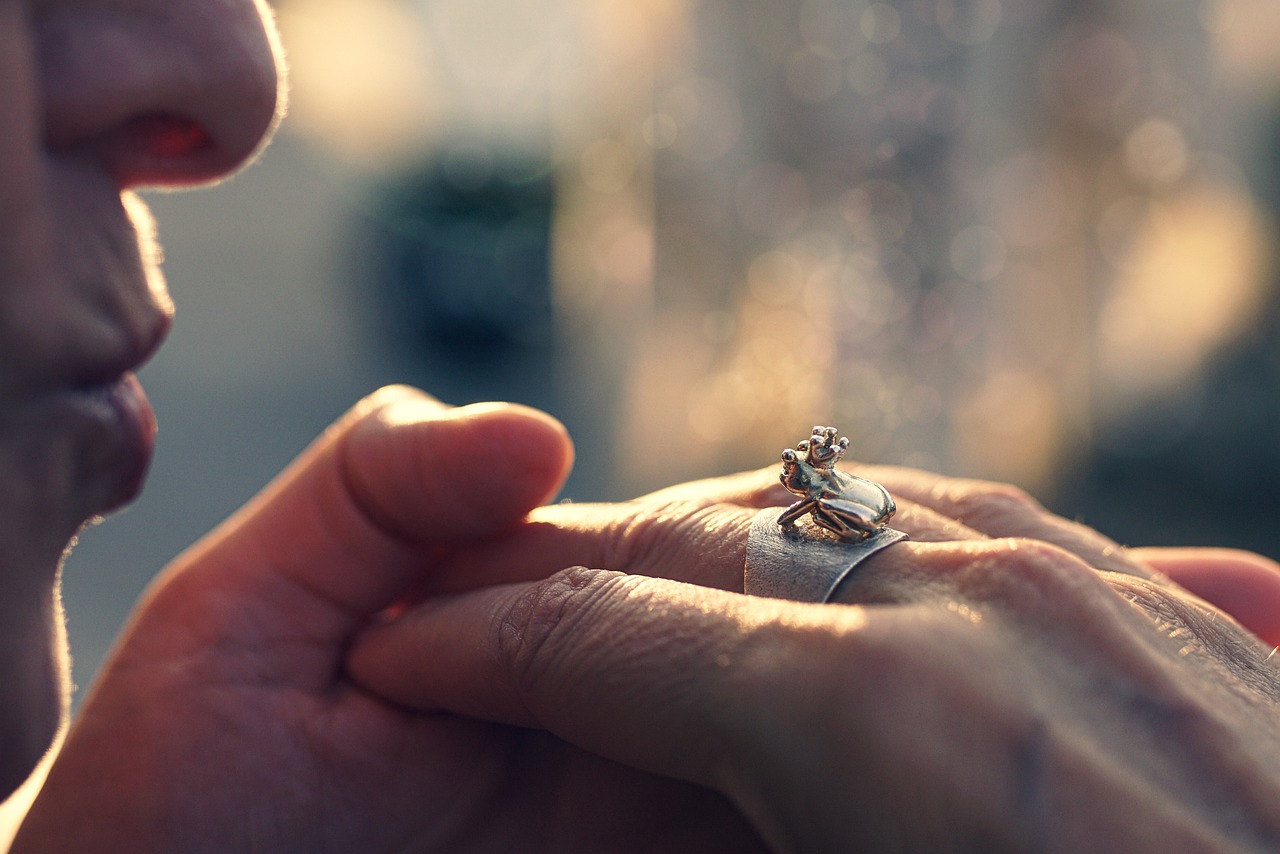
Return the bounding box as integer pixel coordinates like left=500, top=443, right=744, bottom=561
left=744, top=508, right=908, bottom=603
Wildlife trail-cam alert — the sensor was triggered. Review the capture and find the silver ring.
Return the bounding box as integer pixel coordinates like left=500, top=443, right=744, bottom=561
left=744, top=509, right=907, bottom=602
left=743, top=426, right=908, bottom=602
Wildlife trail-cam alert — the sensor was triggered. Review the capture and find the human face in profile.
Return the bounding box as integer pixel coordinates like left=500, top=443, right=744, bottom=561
left=0, top=0, right=283, bottom=795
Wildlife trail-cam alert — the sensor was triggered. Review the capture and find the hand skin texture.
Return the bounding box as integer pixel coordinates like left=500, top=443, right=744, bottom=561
left=12, top=387, right=765, bottom=853
left=348, top=463, right=1280, bottom=853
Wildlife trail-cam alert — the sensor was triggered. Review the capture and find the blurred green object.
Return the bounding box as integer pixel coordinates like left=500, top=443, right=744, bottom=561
left=359, top=148, right=556, bottom=353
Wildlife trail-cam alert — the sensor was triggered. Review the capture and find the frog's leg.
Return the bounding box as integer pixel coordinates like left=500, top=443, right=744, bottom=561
left=812, top=499, right=876, bottom=541
left=777, top=499, right=816, bottom=527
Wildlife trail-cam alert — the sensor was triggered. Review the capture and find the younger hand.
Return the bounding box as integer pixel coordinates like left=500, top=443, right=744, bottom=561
left=14, top=388, right=762, bottom=853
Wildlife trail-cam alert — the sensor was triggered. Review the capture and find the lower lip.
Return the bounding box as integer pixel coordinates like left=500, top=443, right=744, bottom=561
left=61, top=373, right=158, bottom=515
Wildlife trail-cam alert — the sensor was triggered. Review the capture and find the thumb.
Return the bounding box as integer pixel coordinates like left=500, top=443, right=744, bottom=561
left=1132, top=547, right=1280, bottom=649
left=151, top=386, right=574, bottom=640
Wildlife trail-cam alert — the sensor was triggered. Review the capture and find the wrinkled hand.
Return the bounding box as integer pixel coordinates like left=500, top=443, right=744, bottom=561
left=350, top=462, right=1280, bottom=852
left=13, top=387, right=764, bottom=853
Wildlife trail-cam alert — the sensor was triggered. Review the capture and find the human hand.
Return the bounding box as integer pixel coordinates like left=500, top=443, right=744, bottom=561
left=349, top=461, right=1280, bottom=852
left=13, top=387, right=765, bottom=853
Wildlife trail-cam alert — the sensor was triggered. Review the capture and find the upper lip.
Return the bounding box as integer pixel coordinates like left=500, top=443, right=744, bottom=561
left=71, top=309, right=172, bottom=389
left=3, top=157, right=176, bottom=399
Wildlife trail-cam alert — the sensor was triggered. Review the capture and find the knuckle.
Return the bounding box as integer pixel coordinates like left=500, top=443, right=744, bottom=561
left=754, top=607, right=991, bottom=745
left=1109, top=575, right=1272, bottom=667
left=945, top=480, right=1044, bottom=525
left=600, top=502, right=666, bottom=570
left=841, top=608, right=975, bottom=691
left=1108, top=576, right=1194, bottom=629
left=960, top=538, right=1119, bottom=619
left=602, top=500, right=736, bottom=572
left=494, top=566, right=629, bottom=696
left=731, top=611, right=869, bottom=729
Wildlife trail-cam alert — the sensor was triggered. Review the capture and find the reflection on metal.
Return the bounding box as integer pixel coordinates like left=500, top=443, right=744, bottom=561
left=777, top=426, right=897, bottom=542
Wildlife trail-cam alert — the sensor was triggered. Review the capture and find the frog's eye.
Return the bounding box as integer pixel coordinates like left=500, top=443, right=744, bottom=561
left=782, top=449, right=798, bottom=462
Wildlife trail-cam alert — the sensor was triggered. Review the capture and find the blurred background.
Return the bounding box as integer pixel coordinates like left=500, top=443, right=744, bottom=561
left=62, top=0, right=1280, bottom=698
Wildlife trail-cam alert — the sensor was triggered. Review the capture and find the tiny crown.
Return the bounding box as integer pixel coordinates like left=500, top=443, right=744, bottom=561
left=799, top=426, right=848, bottom=468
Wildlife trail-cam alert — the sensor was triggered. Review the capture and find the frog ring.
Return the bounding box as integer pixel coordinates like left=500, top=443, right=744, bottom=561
left=744, top=426, right=908, bottom=602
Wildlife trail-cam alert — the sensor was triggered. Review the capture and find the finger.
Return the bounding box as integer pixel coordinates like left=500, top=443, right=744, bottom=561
left=346, top=540, right=1133, bottom=851
left=154, top=385, right=574, bottom=632
left=634, top=468, right=791, bottom=508
left=416, top=491, right=985, bottom=598
left=348, top=567, right=864, bottom=793
left=423, top=501, right=758, bottom=594
left=1131, top=547, right=1280, bottom=648
left=844, top=464, right=1154, bottom=579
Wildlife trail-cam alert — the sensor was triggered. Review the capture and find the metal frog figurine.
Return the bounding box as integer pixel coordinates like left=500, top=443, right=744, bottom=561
left=777, top=426, right=896, bottom=542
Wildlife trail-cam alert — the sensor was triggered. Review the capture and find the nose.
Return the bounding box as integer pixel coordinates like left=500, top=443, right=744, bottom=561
left=35, top=0, right=285, bottom=188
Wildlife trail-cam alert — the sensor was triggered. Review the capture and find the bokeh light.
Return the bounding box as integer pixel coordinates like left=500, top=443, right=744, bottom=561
left=272, top=0, right=1280, bottom=545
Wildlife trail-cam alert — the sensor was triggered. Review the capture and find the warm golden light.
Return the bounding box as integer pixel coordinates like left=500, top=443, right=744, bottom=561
left=275, top=0, right=441, bottom=170
left=1097, top=183, right=1272, bottom=405
left=271, top=0, right=1279, bottom=500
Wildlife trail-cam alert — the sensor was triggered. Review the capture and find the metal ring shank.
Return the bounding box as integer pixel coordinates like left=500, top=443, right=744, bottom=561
left=744, top=508, right=908, bottom=603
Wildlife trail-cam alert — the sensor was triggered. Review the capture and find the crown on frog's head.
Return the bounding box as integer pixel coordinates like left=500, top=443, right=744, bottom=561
left=795, top=425, right=849, bottom=469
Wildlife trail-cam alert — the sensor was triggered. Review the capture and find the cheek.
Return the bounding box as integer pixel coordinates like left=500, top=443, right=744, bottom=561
left=0, top=6, right=50, bottom=296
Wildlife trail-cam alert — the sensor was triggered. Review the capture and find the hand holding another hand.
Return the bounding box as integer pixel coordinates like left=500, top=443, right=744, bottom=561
left=20, top=392, right=1280, bottom=854
left=15, top=388, right=763, bottom=853
left=351, top=462, right=1280, bottom=852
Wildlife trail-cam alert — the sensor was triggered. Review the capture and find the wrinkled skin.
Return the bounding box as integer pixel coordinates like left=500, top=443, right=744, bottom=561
left=350, top=464, right=1280, bottom=853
